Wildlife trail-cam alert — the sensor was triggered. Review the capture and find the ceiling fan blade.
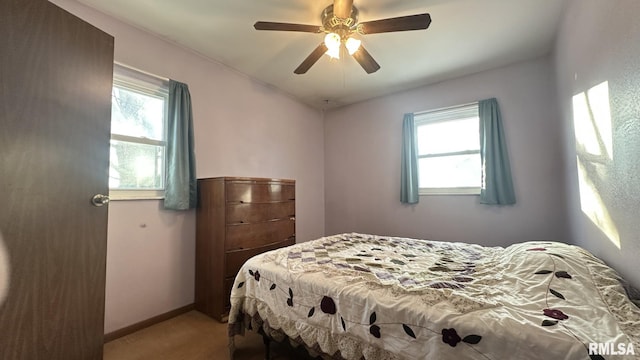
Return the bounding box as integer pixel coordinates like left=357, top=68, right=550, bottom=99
left=352, top=46, right=380, bottom=74
left=294, top=43, right=329, bottom=74
left=254, top=21, right=322, bottom=33
left=359, top=13, right=431, bottom=34
left=333, top=0, right=354, bottom=19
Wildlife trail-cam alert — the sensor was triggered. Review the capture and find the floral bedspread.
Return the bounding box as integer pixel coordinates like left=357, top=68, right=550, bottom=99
left=228, top=233, right=640, bottom=360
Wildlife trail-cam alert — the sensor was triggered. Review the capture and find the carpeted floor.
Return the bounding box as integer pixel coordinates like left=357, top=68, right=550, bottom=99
left=103, top=310, right=318, bottom=360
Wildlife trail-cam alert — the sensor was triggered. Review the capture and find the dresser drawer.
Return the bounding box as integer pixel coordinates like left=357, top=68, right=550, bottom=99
left=226, top=182, right=294, bottom=203
left=225, top=219, right=295, bottom=251
left=226, top=201, right=294, bottom=224
left=225, top=237, right=295, bottom=278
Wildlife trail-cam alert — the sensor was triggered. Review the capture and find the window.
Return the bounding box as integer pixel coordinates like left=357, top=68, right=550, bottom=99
left=414, top=103, right=481, bottom=195
left=109, top=65, right=169, bottom=200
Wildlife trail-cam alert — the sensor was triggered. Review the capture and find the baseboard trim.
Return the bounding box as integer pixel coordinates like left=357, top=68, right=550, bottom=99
left=104, top=303, right=195, bottom=343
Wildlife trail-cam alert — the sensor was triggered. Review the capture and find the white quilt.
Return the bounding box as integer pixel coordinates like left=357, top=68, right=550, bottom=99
left=229, top=233, right=640, bottom=360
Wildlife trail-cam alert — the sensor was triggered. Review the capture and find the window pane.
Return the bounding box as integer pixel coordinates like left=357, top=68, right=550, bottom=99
left=111, top=86, right=165, bottom=140
left=109, top=140, right=164, bottom=190
left=419, top=154, right=481, bottom=188
left=417, top=117, right=479, bottom=155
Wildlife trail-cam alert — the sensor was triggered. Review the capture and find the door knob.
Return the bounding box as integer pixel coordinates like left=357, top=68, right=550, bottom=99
left=91, top=194, right=110, bottom=207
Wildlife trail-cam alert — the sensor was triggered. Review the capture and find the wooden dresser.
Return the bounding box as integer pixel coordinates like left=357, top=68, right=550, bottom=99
left=195, top=177, right=296, bottom=321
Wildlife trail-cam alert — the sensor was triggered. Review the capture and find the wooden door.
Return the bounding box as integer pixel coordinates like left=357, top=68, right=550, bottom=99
left=0, top=0, right=114, bottom=359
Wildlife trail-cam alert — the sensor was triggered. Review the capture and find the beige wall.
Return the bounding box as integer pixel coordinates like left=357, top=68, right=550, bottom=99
left=324, top=56, right=568, bottom=248
left=554, top=0, right=640, bottom=287
left=51, top=0, right=326, bottom=333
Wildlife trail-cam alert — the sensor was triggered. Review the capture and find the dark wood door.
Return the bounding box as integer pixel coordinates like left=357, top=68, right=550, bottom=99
left=0, top=0, right=114, bottom=359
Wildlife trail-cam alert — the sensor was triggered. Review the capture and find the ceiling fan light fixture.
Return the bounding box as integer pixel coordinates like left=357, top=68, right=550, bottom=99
left=324, top=32, right=342, bottom=59
left=345, top=37, right=361, bottom=55
left=254, top=1, right=432, bottom=74
left=325, top=46, right=341, bottom=59
left=324, top=33, right=341, bottom=50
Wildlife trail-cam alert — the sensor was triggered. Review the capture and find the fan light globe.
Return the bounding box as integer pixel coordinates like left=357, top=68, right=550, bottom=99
left=326, top=46, right=340, bottom=59
left=345, top=37, right=361, bottom=55
left=324, top=32, right=341, bottom=58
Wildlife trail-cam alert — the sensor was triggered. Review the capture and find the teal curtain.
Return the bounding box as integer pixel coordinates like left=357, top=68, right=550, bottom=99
left=401, top=113, right=419, bottom=204
left=479, top=98, right=515, bottom=205
left=164, top=80, right=197, bottom=210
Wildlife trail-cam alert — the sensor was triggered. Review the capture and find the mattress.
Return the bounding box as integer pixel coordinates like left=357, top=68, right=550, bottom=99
left=229, top=233, right=640, bottom=359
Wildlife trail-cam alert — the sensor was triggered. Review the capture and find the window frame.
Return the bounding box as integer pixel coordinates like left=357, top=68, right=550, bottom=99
left=109, top=64, right=169, bottom=201
left=414, top=102, right=481, bottom=196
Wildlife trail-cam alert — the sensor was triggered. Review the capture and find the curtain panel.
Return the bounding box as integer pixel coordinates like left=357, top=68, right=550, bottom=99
left=400, top=113, right=419, bottom=204
left=479, top=98, right=516, bottom=205
left=164, top=80, right=197, bottom=210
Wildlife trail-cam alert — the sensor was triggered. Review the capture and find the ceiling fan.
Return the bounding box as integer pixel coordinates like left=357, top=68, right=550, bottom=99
left=254, top=0, right=431, bottom=74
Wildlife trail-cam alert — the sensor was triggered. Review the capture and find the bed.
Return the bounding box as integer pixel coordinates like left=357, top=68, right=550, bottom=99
left=228, top=233, right=640, bottom=359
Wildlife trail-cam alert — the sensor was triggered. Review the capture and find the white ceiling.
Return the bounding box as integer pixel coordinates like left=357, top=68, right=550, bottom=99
left=75, top=0, right=567, bottom=109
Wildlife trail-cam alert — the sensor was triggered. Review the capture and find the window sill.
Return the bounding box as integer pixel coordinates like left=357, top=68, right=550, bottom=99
left=419, top=187, right=480, bottom=196
left=109, top=190, right=165, bottom=201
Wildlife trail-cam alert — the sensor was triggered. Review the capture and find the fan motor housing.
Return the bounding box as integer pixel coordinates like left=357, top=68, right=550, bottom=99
left=322, top=4, right=359, bottom=33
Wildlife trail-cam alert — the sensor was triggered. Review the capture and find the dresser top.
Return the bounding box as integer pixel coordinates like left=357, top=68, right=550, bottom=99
left=197, top=176, right=295, bottom=184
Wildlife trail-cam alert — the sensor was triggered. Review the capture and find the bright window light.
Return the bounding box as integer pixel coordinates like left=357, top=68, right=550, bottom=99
left=109, top=64, right=168, bottom=200
left=572, top=81, right=613, bottom=159
left=576, top=157, right=620, bottom=248
left=572, top=81, right=619, bottom=248
left=414, top=103, right=481, bottom=194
